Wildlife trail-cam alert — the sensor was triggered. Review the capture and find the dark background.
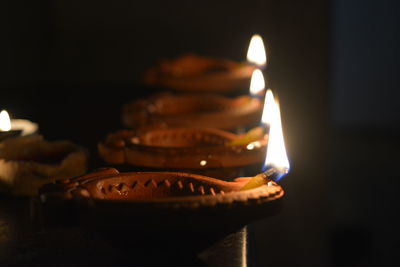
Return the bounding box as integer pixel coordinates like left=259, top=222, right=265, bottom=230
left=1, top=0, right=399, bottom=266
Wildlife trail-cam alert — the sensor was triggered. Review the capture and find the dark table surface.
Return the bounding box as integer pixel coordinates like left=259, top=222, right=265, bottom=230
left=0, top=194, right=252, bottom=267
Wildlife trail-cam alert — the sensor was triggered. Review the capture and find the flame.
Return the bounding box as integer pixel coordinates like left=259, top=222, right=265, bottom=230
left=264, top=96, right=290, bottom=178
left=249, top=69, right=265, bottom=96
left=261, top=89, right=275, bottom=125
left=0, top=110, right=11, bottom=131
left=247, top=34, right=267, bottom=67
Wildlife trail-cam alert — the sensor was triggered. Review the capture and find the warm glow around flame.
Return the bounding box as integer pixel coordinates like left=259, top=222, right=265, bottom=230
left=249, top=69, right=265, bottom=96
left=247, top=34, right=267, bottom=67
left=0, top=110, right=11, bottom=131
left=264, top=97, right=290, bottom=172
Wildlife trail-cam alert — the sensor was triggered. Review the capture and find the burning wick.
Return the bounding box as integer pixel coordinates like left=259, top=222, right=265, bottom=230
left=240, top=167, right=288, bottom=191
left=263, top=165, right=289, bottom=181
left=240, top=90, right=290, bottom=190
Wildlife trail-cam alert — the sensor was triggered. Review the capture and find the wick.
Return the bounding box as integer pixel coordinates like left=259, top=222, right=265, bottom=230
left=260, top=167, right=280, bottom=181
left=240, top=166, right=287, bottom=191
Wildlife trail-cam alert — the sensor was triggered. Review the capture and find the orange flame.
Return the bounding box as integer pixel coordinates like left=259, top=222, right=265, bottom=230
left=264, top=95, right=290, bottom=173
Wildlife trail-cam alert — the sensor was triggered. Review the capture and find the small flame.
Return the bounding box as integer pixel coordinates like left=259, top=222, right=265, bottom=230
left=0, top=110, right=11, bottom=131
left=261, top=89, right=275, bottom=125
left=264, top=96, right=290, bottom=179
left=249, top=69, right=265, bottom=96
left=247, top=34, right=267, bottom=67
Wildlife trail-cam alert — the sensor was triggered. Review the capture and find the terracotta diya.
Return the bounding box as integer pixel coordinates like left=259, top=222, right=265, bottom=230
left=122, top=93, right=263, bottom=131
left=143, top=54, right=255, bottom=94
left=98, top=126, right=267, bottom=179
left=39, top=168, right=283, bottom=253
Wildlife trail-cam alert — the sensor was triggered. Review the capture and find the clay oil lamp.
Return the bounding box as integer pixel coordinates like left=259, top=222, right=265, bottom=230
left=143, top=34, right=266, bottom=94
left=123, top=66, right=267, bottom=132
left=122, top=91, right=263, bottom=131
left=143, top=54, right=254, bottom=94
left=98, top=126, right=266, bottom=179
left=39, top=168, right=284, bottom=256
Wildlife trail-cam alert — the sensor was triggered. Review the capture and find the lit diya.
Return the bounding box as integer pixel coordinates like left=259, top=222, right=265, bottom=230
left=143, top=35, right=266, bottom=94
left=39, top=167, right=284, bottom=254
left=143, top=54, right=255, bottom=94
left=98, top=126, right=266, bottom=179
